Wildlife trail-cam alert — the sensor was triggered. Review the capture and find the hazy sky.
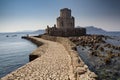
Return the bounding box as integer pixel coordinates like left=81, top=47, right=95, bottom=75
left=0, top=0, right=120, bottom=32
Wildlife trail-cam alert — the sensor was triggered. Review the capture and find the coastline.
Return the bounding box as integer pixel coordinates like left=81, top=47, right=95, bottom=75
left=69, top=35, right=120, bottom=80
left=1, top=35, right=97, bottom=80
left=0, top=33, right=37, bottom=78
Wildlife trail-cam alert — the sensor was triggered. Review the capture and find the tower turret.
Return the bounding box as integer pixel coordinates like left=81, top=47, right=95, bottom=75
left=57, top=8, right=75, bottom=29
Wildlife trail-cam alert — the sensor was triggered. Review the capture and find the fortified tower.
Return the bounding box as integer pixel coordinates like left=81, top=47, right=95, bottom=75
left=57, top=8, right=74, bottom=29
left=45, top=8, right=86, bottom=37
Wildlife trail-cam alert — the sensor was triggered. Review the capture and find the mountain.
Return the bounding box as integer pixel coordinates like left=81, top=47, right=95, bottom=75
left=85, top=26, right=120, bottom=36
left=33, top=29, right=45, bottom=34
left=85, top=26, right=107, bottom=34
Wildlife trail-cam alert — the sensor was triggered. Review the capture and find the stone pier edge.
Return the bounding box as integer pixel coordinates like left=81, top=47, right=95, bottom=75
left=22, top=36, right=48, bottom=61
left=1, top=35, right=97, bottom=80
left=39, top=35, right=97, bottom=80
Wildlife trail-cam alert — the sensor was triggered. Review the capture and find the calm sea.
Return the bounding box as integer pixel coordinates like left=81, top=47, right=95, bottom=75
left=0, top=33, right=41, bottom=78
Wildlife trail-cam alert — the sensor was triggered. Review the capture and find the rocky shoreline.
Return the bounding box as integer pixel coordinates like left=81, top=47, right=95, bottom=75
left=69, top=35, right=120, bottom=80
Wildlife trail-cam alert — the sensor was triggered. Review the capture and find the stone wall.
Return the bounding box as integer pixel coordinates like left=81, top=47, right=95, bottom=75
left=22, top=36, right=43, bottom=46
left=22, top=36, right=48, bottom=61
left=57, top=8, right=74, bottom=29
left=2, top=36, right=97, bottom=80
left=60, top=8, right=71, bottom=18
left=40, top=35, right=97, bottom=80
left=45, top=28, right=86, bottom=37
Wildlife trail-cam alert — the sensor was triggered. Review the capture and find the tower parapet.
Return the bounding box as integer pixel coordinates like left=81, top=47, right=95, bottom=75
left=60, top=8, right=71, bottom=18
left=57, top=8, right=74, bottom=29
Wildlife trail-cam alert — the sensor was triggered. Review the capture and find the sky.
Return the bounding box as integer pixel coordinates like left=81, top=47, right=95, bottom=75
left=0, top=0, right=120, bottom=32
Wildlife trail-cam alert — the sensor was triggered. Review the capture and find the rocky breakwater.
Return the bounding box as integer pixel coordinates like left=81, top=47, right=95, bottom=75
left=69, top=35, right=120, bottom=80
left=1, top=35, right=97, bottom=80
left=1, top=37, right=48, bottom=80
left=1, top=36, right=74, bottom=80
left=40, top=35, right=97, bottom=80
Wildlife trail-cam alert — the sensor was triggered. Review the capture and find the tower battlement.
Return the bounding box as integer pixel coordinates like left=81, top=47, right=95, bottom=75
left=57, top=8, right=74, bottom=29
left=60, top=8, right=71, bottom=18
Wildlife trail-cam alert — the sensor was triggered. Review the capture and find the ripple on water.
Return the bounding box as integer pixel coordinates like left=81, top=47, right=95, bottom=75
left=0, top=33, right=38, bottom=78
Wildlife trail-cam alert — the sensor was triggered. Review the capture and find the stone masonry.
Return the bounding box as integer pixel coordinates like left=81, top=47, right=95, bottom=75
left=1, top=36, right=97, bottom=80
left=57, top=8, right=74, bottom=29
left=1, top=37, right=75, bottom=80
left=45, top=8, right=86, bottom=37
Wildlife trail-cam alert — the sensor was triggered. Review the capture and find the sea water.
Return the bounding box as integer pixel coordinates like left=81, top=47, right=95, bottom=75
left=0, top=33, right=40, bottom=78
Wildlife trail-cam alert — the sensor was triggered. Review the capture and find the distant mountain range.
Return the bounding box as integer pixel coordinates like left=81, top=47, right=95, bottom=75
left=33, top=29, right=45, bottom=34
left=34, top=26, right=120, bottom=36
left=15, top=26, right=120, bottom=36
left=1, top=26, right=119, bottom=36
left=85, top=26, right=120, bottom=36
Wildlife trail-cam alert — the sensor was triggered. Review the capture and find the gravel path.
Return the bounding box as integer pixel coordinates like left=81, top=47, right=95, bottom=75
left=1, top=37, right=74, bottom=80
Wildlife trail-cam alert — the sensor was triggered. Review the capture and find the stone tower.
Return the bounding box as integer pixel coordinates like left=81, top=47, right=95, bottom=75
left=57, top=8, right=75, bottom=29
left=45, top=8, right=86, bottom=36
